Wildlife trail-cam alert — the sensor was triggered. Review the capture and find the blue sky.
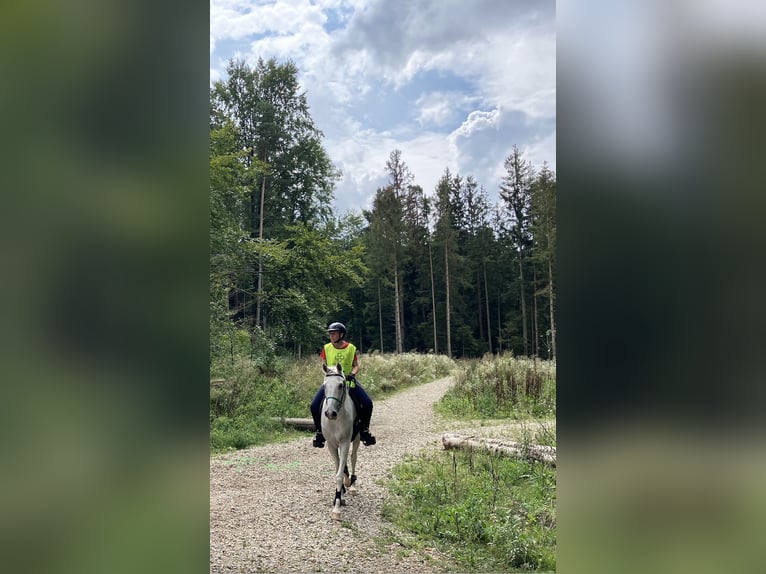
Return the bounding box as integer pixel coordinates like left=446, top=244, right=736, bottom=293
left=210, top=0, right=556, bottom=214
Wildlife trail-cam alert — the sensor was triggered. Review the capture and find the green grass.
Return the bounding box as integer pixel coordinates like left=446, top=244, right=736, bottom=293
left=382, top=449, right=556, bottom=572
left=382, top=354, right=557, bottom=572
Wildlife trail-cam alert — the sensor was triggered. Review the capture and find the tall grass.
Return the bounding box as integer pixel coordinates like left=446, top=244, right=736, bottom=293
left=438, top=355, right=556, bottom=420
left=383, top=449, right=556, bottom=572
left=210, top=352, right=456, bottom=453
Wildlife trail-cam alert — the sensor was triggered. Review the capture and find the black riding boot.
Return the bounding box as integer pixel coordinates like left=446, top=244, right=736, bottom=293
left=357, top=405, right=376, bottom=446
left=311, top=409, right=325, bottom=448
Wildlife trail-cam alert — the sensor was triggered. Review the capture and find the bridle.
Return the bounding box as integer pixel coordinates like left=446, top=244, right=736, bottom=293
left=323, top=372, right=347, bottom=409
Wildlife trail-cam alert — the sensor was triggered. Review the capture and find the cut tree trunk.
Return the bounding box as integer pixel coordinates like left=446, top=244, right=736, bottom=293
left=441, top=433, right=556, bottom=467
left=271, top=417, right=315, bottom=431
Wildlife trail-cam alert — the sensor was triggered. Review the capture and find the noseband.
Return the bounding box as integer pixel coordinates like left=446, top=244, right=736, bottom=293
left=324, top=372, right=347, bottom=409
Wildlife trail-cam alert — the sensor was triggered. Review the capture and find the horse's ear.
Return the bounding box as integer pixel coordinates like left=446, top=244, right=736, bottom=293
left=322, top=363, right=329, bottom=374
left=336, top=362, right=343, bottom=374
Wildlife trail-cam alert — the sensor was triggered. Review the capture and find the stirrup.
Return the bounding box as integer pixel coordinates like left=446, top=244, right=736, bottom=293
left=312, top=432, right=325, bottom=448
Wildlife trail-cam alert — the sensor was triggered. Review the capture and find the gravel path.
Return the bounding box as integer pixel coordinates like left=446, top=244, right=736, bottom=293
left=210, top=376, right=465, bottom=574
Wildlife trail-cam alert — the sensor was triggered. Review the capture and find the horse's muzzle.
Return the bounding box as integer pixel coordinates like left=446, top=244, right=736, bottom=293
left=324, top=409, right=338, bottom=420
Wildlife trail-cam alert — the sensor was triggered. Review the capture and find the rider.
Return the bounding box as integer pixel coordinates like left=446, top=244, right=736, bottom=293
left=310, top=322, right=376, bottom=448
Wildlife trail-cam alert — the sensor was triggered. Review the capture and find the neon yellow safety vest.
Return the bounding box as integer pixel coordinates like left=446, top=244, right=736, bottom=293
left=323, top=342, right=357, bottom=376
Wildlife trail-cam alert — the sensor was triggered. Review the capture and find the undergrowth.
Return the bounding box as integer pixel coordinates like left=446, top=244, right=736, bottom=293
left=382, top=354, right=557, bottom=572
left=382, top=449, right=556, bottom=572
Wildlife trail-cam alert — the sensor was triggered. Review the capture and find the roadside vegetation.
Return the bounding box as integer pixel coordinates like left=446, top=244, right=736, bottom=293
left=437, top=355, right=556, bottom=420
left=382, top=354, right=557, bottom=572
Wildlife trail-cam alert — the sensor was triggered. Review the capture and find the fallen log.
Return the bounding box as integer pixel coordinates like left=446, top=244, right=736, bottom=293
left=441, top=433, right=556, bottom=467
left=271, top=417, right=315, bottom=431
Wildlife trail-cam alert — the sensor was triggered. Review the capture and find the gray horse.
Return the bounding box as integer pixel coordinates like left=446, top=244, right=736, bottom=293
left=320, top=363, right=361, bottom=520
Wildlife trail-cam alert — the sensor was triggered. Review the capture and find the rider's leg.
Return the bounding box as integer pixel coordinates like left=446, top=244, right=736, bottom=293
left=310, top=386, right=325, bottom=447
left=349, top=383, right=376, bottom=446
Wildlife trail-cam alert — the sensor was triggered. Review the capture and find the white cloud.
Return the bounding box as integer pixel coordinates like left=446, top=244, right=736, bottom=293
left=210, top=0, right=325, bottom=42
left=329, top=128, right=457, bottom=211
left=452, top=109, right=501, bottom=139
left=414, top=91, right=470, bottom=127
left=210, top=0, right=555, bottom=212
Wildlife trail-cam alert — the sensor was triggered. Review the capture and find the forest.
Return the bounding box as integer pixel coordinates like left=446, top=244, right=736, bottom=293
left=210, top=58, right=556, bottom=370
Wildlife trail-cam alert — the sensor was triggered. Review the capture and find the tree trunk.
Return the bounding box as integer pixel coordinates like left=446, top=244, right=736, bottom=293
left=518, top=255, right=528, bottom=356
left=441, top=433, right=556, bottom=466
left=255, top=160, right=267, bottom=328
left=393, top=259, right=403, bottom=354
left=429, top=240, right=438, bottom=354
left=378, top=279, right=384, bottom=353
left=444, top=242, right=452, bottom=358
left=271, top=417, right=315, bottom=430
left=548, top=255, right=556, bottom=361
left=484, top=261, right=492, bottom=353
left=476, top=270, right=484, bottom=342
left=533, top=265, right=539, bottom=358
left=497, top=296, right=502, bottom=353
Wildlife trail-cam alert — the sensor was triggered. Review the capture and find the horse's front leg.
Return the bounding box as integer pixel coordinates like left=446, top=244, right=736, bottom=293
left=332, top=442, right=350, bottom=521
left=345, top=437, right=360, bottom=495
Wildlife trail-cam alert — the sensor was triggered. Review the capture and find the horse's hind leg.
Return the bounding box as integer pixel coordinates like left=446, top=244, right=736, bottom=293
left=343, top=463, right=356, bottom=490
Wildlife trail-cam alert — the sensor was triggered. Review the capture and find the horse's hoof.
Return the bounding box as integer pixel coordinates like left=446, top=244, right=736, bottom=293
left=348, top=486, right=358, bottom=496
left=340, top=498, right=346, bottom=506
left=332, top=511, right=341, bottom=521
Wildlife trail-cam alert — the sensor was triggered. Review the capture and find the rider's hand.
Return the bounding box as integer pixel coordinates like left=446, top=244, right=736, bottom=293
left=345, top=374, right=356, bottom=381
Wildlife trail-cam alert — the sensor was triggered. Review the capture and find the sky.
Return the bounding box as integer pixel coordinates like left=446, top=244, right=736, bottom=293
left=210, top=0, right=556, bottom=214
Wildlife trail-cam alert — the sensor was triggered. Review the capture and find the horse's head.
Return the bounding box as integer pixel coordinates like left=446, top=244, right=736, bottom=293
left=322, top=363, right=347, bottom=420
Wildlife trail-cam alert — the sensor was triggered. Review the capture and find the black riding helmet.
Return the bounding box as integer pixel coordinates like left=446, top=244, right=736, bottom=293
left=326, top=322, right=346, bottom=339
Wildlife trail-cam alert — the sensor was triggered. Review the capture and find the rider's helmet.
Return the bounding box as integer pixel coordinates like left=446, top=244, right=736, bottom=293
left=326, top=322, right=347, bottom=339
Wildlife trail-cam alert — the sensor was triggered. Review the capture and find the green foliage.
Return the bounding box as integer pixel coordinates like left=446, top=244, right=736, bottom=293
left=209, top=352, right=306, bottom=451
left=210, top=57, right=345, bottom=358
left=383, top=450, right=556, bottom=572
left=438, top=356, right=556, bottom=419
left=209, top=325, right=278, bottom=379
